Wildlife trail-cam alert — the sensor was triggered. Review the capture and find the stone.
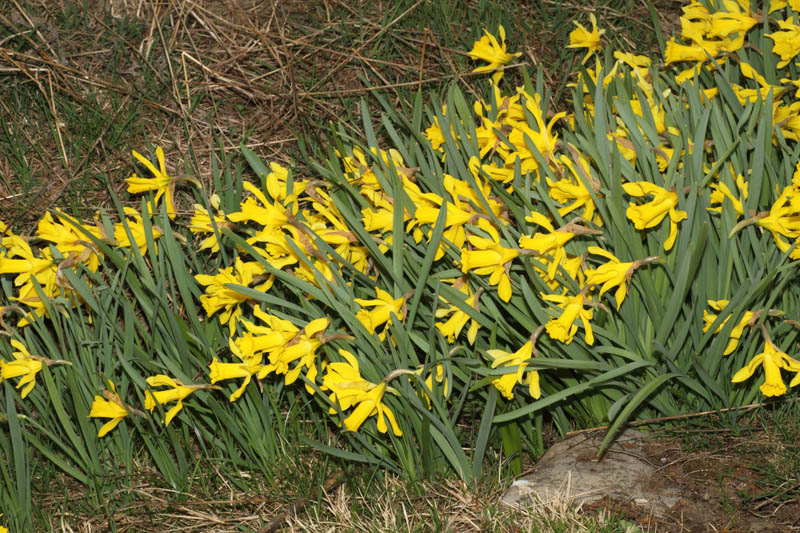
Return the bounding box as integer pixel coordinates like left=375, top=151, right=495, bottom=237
left=501, top=429, right=682, bottom=516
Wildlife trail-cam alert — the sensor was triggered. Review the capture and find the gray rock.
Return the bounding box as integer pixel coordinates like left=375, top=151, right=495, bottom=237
left=501, top=429, right=682, bottom=516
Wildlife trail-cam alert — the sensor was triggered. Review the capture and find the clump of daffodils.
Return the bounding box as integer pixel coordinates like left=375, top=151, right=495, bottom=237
left=2, top=2, right=800, bottom=459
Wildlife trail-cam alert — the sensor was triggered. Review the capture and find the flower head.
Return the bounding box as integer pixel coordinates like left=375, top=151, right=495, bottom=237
left=703, top=300, right=754, bottom=356
left=195, top=258, right=272, bottom=330
left=435, top=279, right=481, bottom=344
left=567, top=14, right=605, bottom=64
left=89, top=381, right=130, bottom=437
left=623, top=182, right=687, bottom=251
left=468, top=25, right=521, bottom=82
left=460, top=220, right=519, bottom=302
left=144, top=375, right=212, bottom=426
left=321, top=349, right=402, bottom=436
left=126, top=147, right=179, bottom=219
left=584, top=247, right=638, bottom=310
left=485, top=340, right=540, bottom=400
left=732, top=340, right=800, bottom=397
left=355, top=287, right=406, bottom=341
left=0, top=339, right=43, bottom=398
left=542, top=291, right=594, bottom=345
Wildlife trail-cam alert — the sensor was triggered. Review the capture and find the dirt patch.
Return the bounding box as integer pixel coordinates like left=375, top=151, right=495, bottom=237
left=506, top=422, right=800, bottom=532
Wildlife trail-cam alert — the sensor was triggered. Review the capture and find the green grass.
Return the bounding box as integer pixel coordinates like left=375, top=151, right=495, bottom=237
left=0, top=0, right=672, bottom=231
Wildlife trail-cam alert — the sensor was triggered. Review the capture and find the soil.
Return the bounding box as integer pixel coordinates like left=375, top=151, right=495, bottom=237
left=506, top=426, right=800, bottom=532
left=619, top=435, right=800, bottom=532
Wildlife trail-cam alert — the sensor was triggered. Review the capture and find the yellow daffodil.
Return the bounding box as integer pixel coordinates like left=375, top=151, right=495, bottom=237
left=567, top=13, right=605, bottom=64
left=519, top=212, right=575, bottom=281
left=708, top=173, right=747, bottom=217
left=355, top=287, right=406, bottom=341
left=126, top=146, right=180, bottom=219
left=548, top=153, right=602, bottom=225
left=0, top=339, right=43, bottom=398
left=234, top=306, right=299, bottom=360
left=189, top=194, right=232, bottom=253
left=485, top=340, right=540, bottom=400
left=435, top=279, right=481, bottom=344
left=623, top=182, right=687, bottom=251
left=322, top=349, right=402, bottom=436
left=541, top=292, right=594, bottom=345
left=424, top=107, right=449, bottom=150
left=0, top=514, right=6, bottom=533
left=0, top=235, right=60, bottom=325
left=504, top=95, right=566, bottom=173
left=195, top=258, right=272, bottom=329
left=89, top=381, right=130, bottom=437
left=703, top=300, right=754, bottom=355
left=460, top=220, right=519, bottom=302
left=754, top=186, right=800, bottom=251
left=37, top=211, right=102, bottom=271
left=265, top=162, right=303, bottom=205
left=415, top=363, right=450, bottom=408
left=468, top=25, right=520, bottom=82
left=584, top=247, right=645, bottom=310
left=664, top=37, right=722, bottom=65
left=144, top=374, right=214, bottom=426
left=766, top=19, right=800, bottom=68
left=267, top=317, right=329, bottom=393
left=113, top=207, right=163, bottom=254
left=770, top=0, right=800, bottom=13
left=732, top=340, right=800, bottom=397
left=208, top=340, right=270, bottom=402
left=708, top=2, right=757, bottom=40
left=227, top=180, right=294, bottom=232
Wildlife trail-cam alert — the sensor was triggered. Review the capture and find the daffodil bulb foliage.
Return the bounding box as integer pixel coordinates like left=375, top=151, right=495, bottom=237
left=6, top=0, right=800, bottom=462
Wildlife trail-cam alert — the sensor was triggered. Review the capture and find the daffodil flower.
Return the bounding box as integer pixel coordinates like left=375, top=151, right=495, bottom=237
left=227, top=181, right=292, bottom=229
left=541, top=292, right=594, bottom=345
left=732, top=340, right=800, bottom=397
left=265, top=162, right=303, bottom=205
left=460, top=220, right=519, bottom=302
left=414, top=363, right=451, bottom=408
left=126, top=146, right=180, bottom=219
left=708, top=174, right=747, bottom=217
left=208, top=341, right=270, bottom=402
left=355, top=287, right=406, bottom=341
left=0, top=339, right=43, bottom=398
left=767, top=19, right=800, bottom=68
left=486, top=340, right=541, bottom=400
left=233, top=306, right=299, bottom=360
left=567, top=13, right=605, bottom=64
left=113, top=207, right=163, bottom=254
left=267, top=317, right=329, bottom=393
left=189, top=194, right=232, bottom=253
left=37, top=211, right=103, bottom=271
left=583, top=247, right=638, bottom=311
left=703, top=300, right=754, bottom=356
left=144, top=374, right=214, bottom=426
left=468, top=25, right=520, bottom=82
left=435, top=279, right=481, bottom=344
left=519, top=212, right=575, bottom=281
left=322, top=349, right=402, bottom=436
left=195, top=258, right=272, bottom=330
left=89, top=381, right=132, bottom=437
left=623, top=182, right=687, bottom=251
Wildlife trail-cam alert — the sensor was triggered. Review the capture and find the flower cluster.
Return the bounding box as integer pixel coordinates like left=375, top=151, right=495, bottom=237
left=4, top=2, right=800, bottom=451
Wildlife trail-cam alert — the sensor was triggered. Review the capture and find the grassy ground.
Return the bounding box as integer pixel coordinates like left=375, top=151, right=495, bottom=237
left=30, top=401, right=800, bottom=532
left=8, top=1, right=800, bottom=532
left=0, top=0, right=676, bottom=231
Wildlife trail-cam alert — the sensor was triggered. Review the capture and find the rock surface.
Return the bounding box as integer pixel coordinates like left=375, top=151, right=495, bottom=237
left=501, top=429, right=682, bottom=516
